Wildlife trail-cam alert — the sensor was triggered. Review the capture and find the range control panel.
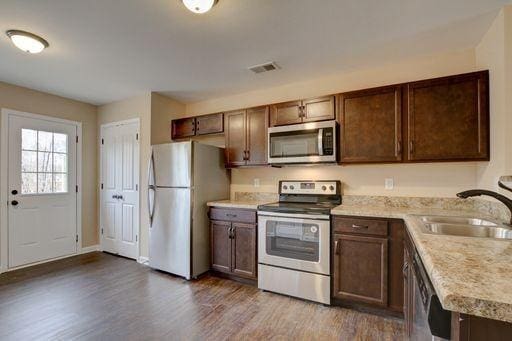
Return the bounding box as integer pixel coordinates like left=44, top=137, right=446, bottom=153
left=279, top=181, right=340, bottom=195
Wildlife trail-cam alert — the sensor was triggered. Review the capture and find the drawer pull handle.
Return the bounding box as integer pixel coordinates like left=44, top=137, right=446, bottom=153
left=226, top=214, right=237, bottom=218
left=352, top=224, right=368, bottom=229
left=334, top=240, right=340, bottom=255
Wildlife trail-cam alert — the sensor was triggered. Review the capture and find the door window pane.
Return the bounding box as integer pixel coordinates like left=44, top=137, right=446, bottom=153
left=21, top=151, right=37, bottom=172
left=37, top=131, right=53, bottom=151
left=21, top=173, right=37, bottom=194
left=22, top=129, right=37, bottom=150
left=54, top=133, right=67, bottom=153
left=37, top=173, right=53, bottom=193
left=54, top=174, right=67, bottom=193
left=53, top=153, right=67, bottom=173
left=38, top=152, right=53, bottom=172
left=21, top=129, right=70, bottom=194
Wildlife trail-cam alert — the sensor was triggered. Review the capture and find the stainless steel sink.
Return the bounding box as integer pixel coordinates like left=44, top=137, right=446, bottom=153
left=419, top=216, right=497, bottom=226
left=423, top=223, right=512, bottom=239
left=415, top=215, right=512, bottom=240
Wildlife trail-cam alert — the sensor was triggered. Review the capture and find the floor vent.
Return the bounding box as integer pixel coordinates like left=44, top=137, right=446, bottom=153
left=248, top=62, right=280, bottom=74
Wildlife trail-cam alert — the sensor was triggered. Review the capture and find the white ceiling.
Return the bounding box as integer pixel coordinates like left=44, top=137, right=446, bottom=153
left=0, top=0, right=510, bottom=105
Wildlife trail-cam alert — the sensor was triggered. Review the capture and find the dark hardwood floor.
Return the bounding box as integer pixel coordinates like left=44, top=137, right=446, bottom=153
left=0, top=252, right=404, bottom=340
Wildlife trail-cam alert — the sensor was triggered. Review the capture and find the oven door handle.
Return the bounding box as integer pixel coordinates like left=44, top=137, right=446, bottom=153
left=318, top=128, right=324, bottom=156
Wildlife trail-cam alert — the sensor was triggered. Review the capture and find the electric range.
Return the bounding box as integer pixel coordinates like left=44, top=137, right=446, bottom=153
left=257, top=180, right=342, bottom=304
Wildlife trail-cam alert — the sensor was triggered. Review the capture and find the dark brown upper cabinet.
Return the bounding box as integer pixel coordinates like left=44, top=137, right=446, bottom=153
left=171, top=113, right=223, bottom=139
left=405, top=71, right=489, bottom=162
left=270, top=96, right=335, bottom=126
left=225, top=106, right=269, bottom=168
left=339, top=86, right=402, bottom=163
left=171, top=117, right=196, bottom=139
left=196, top=113, right=224, bottom=135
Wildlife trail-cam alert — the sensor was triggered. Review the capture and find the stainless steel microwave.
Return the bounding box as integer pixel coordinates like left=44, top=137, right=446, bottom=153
left=268, top=120, right=337, bottom=164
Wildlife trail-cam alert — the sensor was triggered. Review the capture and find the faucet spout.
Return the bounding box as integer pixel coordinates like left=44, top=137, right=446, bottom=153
left=456, top=189, right=512, bottom=226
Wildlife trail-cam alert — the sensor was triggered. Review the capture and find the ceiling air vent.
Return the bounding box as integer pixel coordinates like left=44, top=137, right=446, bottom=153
left=248, top=62, right=280, bottom=74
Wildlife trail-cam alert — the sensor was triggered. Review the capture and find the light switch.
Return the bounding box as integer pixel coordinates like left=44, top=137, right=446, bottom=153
left=385, top=178, right=394, bottom=190
left=254, top=178, right=260, bottom=188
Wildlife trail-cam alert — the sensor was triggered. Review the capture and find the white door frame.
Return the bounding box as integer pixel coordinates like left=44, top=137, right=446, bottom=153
left=99, top=118, right=140, bottom=260
left=0, top=108, right=82, bottom=273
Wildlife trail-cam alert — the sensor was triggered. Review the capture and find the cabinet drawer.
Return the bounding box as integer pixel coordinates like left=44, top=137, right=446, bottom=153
left=209, top=208, right=256, bottom=223
left=333, top=216, right=388, bottom=237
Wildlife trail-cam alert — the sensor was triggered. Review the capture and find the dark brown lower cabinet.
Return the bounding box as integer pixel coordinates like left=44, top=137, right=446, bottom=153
left=210, top=208, right=257, bottom=280
left=211, top=220, right=232, bottom=273
left=333, top=234, right=388, bottom=306
left=451, top=312, right=512, bottom=341
left=231, top=223, right=257, bottom=278
left=332, top=216, right=404, bottom=315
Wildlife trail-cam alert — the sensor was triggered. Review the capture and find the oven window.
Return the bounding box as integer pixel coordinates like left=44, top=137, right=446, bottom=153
left=270, top=130, right=319, bottom=158
left=266, top=220, right=319, bottom=262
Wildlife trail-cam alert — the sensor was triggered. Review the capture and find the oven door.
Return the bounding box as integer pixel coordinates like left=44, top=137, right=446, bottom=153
left=258, top=213, right=330, bottom=275
left=267, top=121, right=336, bottom=164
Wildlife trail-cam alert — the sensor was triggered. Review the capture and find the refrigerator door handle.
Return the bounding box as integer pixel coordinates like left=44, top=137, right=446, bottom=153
left=148, top=151, right=156, bottom=226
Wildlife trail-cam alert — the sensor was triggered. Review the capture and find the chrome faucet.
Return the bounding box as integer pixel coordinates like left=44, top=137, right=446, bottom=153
left=456, top=189, right=512, bottom=226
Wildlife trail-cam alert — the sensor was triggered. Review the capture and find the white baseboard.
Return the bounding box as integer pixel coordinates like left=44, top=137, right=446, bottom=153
left=79, top=244, right=100, bottom=254
left=138, top=256, right=149, bottom=265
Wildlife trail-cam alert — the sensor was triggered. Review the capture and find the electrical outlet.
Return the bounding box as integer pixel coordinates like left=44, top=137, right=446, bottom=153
left=385, top=178, right=394, bottom=190
left=254, top=178, right=260, bottom=188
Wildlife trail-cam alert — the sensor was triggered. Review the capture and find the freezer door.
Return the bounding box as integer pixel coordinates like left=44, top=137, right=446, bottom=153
left=151, top=142, right=192, bottom=187
left=149, top=187, right=191, bottom=278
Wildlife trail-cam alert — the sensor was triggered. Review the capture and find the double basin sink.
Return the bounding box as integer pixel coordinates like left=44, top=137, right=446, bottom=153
left=415, top=215, right=512, bottom=240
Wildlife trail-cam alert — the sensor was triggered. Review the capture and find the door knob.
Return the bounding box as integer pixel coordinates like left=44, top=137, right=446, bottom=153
left=11, top=200, right=18, bottom=206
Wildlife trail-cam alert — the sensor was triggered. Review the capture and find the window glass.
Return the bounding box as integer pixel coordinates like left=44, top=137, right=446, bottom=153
left=21, top=129, right=69, bottom=194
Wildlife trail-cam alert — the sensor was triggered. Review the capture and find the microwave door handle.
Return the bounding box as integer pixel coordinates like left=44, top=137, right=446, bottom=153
left=318, top=128, right=324, bottom=156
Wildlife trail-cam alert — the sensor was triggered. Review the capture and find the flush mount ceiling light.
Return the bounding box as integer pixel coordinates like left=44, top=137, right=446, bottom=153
left=182, top=0, right=218, bottom=14
left=6, top=30, right=49, bottom=54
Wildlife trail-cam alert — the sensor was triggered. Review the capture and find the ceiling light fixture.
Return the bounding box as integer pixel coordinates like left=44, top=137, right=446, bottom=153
left=182, top=0, right=218, bottom=14
left=6, top=30, right=49, bottom=54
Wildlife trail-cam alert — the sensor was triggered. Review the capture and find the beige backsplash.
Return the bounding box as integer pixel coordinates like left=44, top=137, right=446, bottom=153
left=234, top=191, right=511, bottom=223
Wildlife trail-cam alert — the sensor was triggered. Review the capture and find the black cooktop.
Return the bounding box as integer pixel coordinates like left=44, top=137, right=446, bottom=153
left=258, top=201, right=338, bottom=215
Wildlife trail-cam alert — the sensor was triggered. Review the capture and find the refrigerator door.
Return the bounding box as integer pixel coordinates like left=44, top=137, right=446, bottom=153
left=152, top=142, right=192, bottom=188
left=149, top=187, right=191, bottom=278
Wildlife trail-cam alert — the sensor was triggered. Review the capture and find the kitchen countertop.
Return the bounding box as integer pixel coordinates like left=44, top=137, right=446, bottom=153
left=331, top=204, right=512, bottom=323
left=207, top=199, right=273, bottom=210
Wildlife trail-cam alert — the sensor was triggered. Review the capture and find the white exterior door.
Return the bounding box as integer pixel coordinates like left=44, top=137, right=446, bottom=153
left=100, top=120, right=139, bottom=260
left=7, top=114, right=78, bottom=268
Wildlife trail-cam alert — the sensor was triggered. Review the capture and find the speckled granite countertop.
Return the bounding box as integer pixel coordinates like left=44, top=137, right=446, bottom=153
left=331, top=205, right=512, bottom=323
left=207, top=199, right=272, bottom=210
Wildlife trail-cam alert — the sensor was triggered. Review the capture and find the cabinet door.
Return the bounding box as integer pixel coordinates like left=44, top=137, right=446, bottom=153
left=333, top=234, right=388, bottom=306
left=339, top=87, right=402, bottom=163
left=302, top=96, right=335, bottom=123
left=224, top=110, right=247, bottom=167
left=231, top=223, right=257, bottom=279
left=171, top=117, right=196, bottom=139
left=210, top=221, right=231, bottom=273
left=246, top=106, right=269, bottom=166
left=270, top=100, right=303, bottom=126
left=196, top=113, right=223, bottom=135
left=406, top=71, right=489, bottom=161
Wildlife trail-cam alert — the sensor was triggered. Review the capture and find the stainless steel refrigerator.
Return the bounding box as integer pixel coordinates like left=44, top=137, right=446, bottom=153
left=148, top=141, right=229, bottom=279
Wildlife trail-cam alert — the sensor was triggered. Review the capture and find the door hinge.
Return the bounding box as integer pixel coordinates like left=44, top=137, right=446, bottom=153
left=101, top=138, right=104, bottom=145
left=76, top=136, right=79, bottom=143
left=136, top=133, right=139, bottom=141
left=76, top=185, right=79, bottom=193
left=76, top=235, right=79, bottom=243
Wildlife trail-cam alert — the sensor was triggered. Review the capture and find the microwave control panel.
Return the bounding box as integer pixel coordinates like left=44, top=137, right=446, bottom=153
left=323, top=128, right=334, bottom=155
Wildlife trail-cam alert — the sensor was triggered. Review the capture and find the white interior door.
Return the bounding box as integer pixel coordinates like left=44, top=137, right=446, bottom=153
left=100, top=120, right=139, bottom=260
left=7, top=114, right=77, bottom=268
